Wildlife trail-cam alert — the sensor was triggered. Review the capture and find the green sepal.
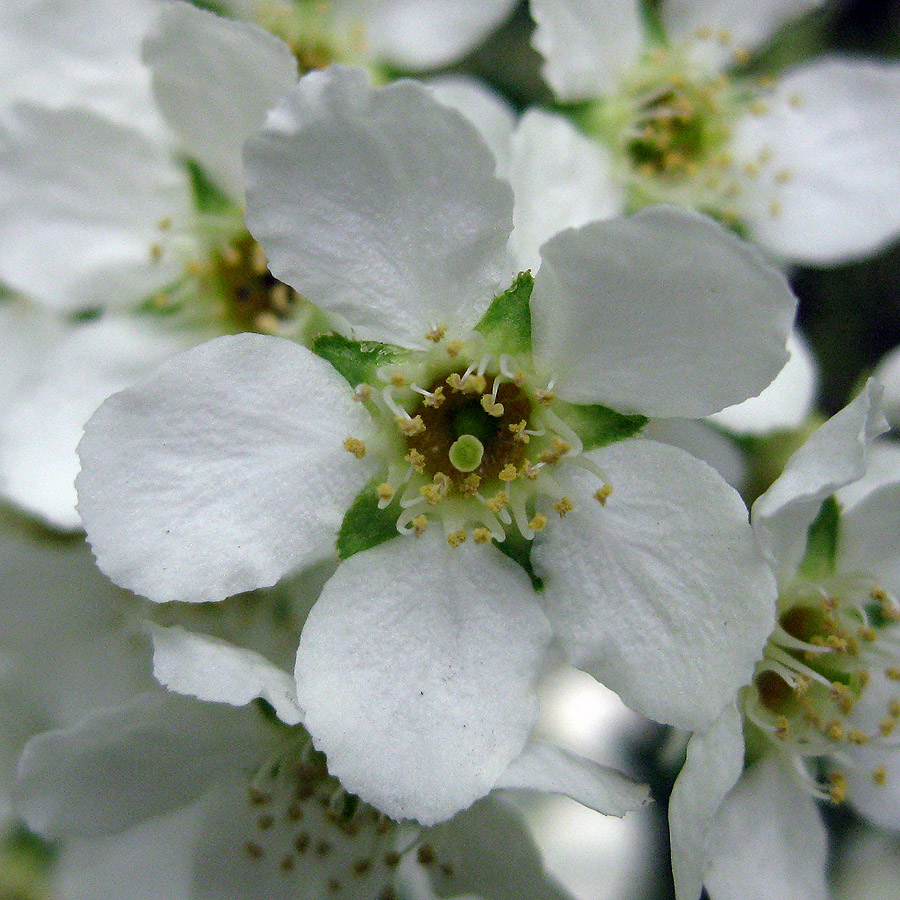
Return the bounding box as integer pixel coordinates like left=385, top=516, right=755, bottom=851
left=799, top=496, right=840, bottom=580
left=475, top=271, right=534, bottom=357
left=2, top=823, right=57, bottom=869
left=495, top=531, right=543, bottom=592
left=554, top=401, right=647, bottom=451
left=337, top=480, right=400, bottom=561
left=185, top=157, right=234, bottom=215
left=312, top=332, right=406, bottom=388
left=638, top=0, right=668, bottom=45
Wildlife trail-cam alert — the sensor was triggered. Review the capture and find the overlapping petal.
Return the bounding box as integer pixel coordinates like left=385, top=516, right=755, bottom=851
left=530, top=207, right=796, bottom=417
left=533, top=439, right=776, bottom=731
left=244, top=66, right=513, bottom=347
left=295, top=530, right=554, bottom=824
left=77, top=334, right=376, bottom=603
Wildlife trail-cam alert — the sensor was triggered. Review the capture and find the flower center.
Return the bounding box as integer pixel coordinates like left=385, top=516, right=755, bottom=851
left=744, top=576, right=900, bottom=802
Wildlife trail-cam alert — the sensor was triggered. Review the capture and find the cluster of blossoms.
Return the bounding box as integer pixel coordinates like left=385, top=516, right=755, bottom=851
left=0, top=1, right=899, bottom=899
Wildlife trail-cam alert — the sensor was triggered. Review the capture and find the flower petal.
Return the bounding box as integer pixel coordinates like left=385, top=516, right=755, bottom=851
left=875, top=344, right=900, bottom=429
left=14, top=692, right=267, bottom=838
left=734, top=58, right=900, bottom=265
left=506, top=109, right=625, bottom=272
left=144, top=2, right=297, bottom=202
left=148, top=624, right=303, bottom=726
left=668, top=704, right=744, bottom=900
left=751, top=379, right=887, bottom=581
left=530, top=206, right=796, bottom=416
left=532, top=438, right=776, bottom=731
left=244, top=66, right=513, bottom=347
left=708, top=329, right=818, bottom=436
left=0, top=105, right=192, bottom=310
left=0, top=313, right=194, bottom=530
left=704, top=756, right=828, bottom=900
left=837, top=439, right=900, bottom=509
left=529, top=0, right=643, bottom=101
left=364, top=0, right=518, bottom=70
left=295, top=530, right=553, bottom=825
left=495, top=741, right=649, bottom=817
left=837, top=481, right=900, bottom=599
left=77, top=333, right=376, bottom=603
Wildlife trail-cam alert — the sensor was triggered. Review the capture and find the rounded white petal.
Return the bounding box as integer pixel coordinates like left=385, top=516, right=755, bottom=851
left=77, top=333, right=376, bottom=603
left=244, top=66, right=514, bottom=347
left=295, top=530, right=553, bottom=825
left=837, top=438, right=900, bottom=509
left=426, top=75, right=516, bottom=176
left=149, top=624, right=303, bottom=726
left=752, top=379, right=887, bottom=581
left=843, top=740, right=900, bottom=831
left=363, top=0, right=518, bottom=70
left=0, top=105, right=193, bottom=310
left=708, top=329, right=818, bottom=436
left=704, top=756, right=828, bottom=900
left=837, top=481, right=900, bottom=599
left=144, top=2, right=298, bottom=202
left=0, top=314, right=195, bottom=531
left=530, top=206, right=797, bottom=417
left=735, top=58, right=900, bottom=265
left=0, top=0, right=162, bottom=133
left=532, top=439, right=776, bottom=731
left=668, top=704, right=744, bottom=900
left=874, top=343, right=900, bottom=429
left=529, top=0, right=643, bottom=101
left=14, top=693, right=267, bottom=839
left=495, top=741, right=649, bottom=817
left=507, top=109, right=625, bottom=272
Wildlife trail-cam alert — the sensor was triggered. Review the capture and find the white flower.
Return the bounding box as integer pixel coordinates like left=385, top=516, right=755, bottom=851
left=669, top=379, right=900, bottom=900
left=77, top=66, right=792, bottom=824
left=528, top=0, right=900, bottom=265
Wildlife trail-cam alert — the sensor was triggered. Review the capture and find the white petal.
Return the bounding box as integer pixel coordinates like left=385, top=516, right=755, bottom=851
left=838, top=481, right=900, bottom=599
left=668, top=704, right=744, bottom=900
left=0, top=0, right=162, bottom=133
left=530, top=207, right=797, bottom=417
left=364, top=0, right=518, bottom=70
left=507, top=109, right=625, bottom=272
left=244, top=66, right=514, bottom=347
left=295, top=530, right=553, bottom=825
left=532, top=439, right=776, bottom=731
left=0, top=314, right=194, bottom=530
left=14, top=693, right=267, bottom=838
left=708, top=329, right=818, bottom=436
left=874, top=343, right=900, bottom=429
left=704, top=756, right=828, bottom=900
left=77, top=333, right=376, bottom=603
left=837, top=438, right=900, bottom=509
left=734, top=58, right=900, bottom=265
left=144, top=2, right=297, bottom=202
left=843, top=740, right=900, bottom=831
left=0, top=105, right=192, bottom=310
left=752, top=379, right=887, bottom=581
left=529, top=0, right=643, bottom=101
left=149, top=624, right=303, bottom=726
left=426, top=75, right=516, bottom=176
left=662, top=0, right=828, bottom=72
left=495, top=741, right=649, bottom=817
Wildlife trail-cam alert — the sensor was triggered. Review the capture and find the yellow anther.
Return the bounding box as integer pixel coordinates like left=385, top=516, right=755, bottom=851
left=445, top=340, right=463, bottom=358
left=788, top=92, right=804, bottom=109
left=446, top=529, right=467, bottom=548
left=481, top=395, right=504, bottom=417
left=466, top=374, right=487, bottom=394
left=554, top=497, right=575, bottom=518
left=849, top=729, right=870, bottom=745
left=254, top=312, right=280, bottom=335
left=376, top=483, right=395, bottom=503
left=829, top=772, right=847, bottom=804
left=446, top=373, right=464, bottom=392
left=891, top=699, right=900, bottom=718
left=509, top=420, right=530, bottom=443
left=774, top=715, right=789, bottom=739
left=390, top=372, right=408, bottom=388
left=353, top=384, right=372, bottom=403
left=150, top=243, right=163, bottom=262
left=794, top=675, right=811, bottom=695
left=534, top=388, right=556, bottom=404
left=472, top=527, right=493, bottom=544
left=886, top=668, right=900, bottom=681
left=539, top=437, right=570, bottom=465
left=757, top=76, right=776, bottom=90
left=594, top=484, right=613, bottom=505
left=769, top=199, right=782, bottom=219
left=749, top=100, right=769, bottom=116
left=874, top=766, right=888, bottom=785
left=826, top=721, right=846, bottom=742
left=459, top=473, right=481, bottom=496
left=859, top=625, right=877, bottom=642
left=396, top=415, right=425, bottom=436
left=222, top=245, right=241, bottom=266
left=423, top=387, right=445, bottom=408
left=742, top=161, right=760, bottom=178
left=871, top=587, right=888, bottom=602
left=486, top=491, right=510, bottom=513
left=825, top=635, right=848, bottom=652
left=733, top=47, right=751, bottom=65
left=252, top=243, right=268, bottom=274
left=695, top=26, right=712, bottom=39
left=774, top=168, right=793, bottom=184
left=342, top=437, right=366, bottom=459
left=157, top=215, right=173, bottom=230
left=412, top=515, right=428, bottom=536
left=529, top=514, right=547, bottom=532
left=421, top=472, right=451, bottom=506
left=880, top=716, right=897, bottom=737
left=269, top=283, right=291, bottom=312
left=716, top=29, right=732, bottom=45
left=425, top=324, right=447, bottom=343
left=520, top=460, right=540, bottom=480
left=151, top=293, right=172, bottom=310
left=498, top=464, right=518, bottom=482
left=404, top=448, right=426, bottom=472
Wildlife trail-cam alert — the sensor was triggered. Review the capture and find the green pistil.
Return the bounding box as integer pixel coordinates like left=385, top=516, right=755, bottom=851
left=449, top=435, right=484, bottom=473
